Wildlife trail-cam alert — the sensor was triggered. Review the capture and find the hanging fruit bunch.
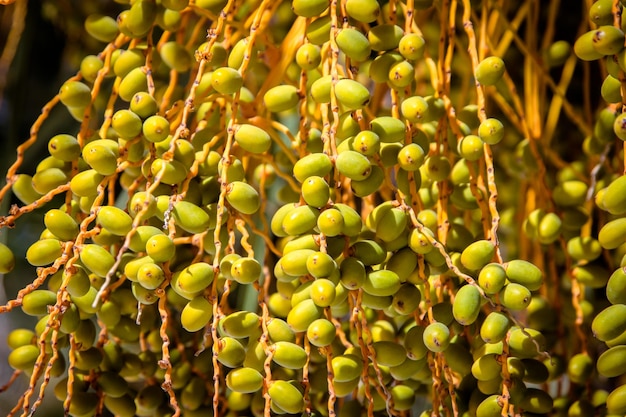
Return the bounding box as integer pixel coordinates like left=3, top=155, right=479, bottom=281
left=1, top=0, right=626, bottom=416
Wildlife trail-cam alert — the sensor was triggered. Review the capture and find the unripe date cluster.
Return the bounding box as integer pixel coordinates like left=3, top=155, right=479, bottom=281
left=1, top=0, right=625, bottom=416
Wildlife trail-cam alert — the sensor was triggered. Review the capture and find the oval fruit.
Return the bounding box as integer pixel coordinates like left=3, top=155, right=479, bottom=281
left=272, top=341, right=307, bottom=369
left=336, top=28, right=371, bottom=62
left=332, top=354, right=363, bottom=382
left=234, top=124, right=271, bottom=154
left=306, top=318, right=336, bottom=347
left=22, top=290, right=57, bottom=316
left=362, top=270, right=401, bottom=297
left=505, top=259, right=543, bottom=291
left=225, top=181, right=260, bottom=214
left=97, top=206, right=133, bottom=236
left=8, top=344, right=40, bottom=371
left=172, top=201, right=210, bottom=233
left=592, top=303, right=626, bottom=341
left=480, top=311, right=510, bottom=343
left=226, top=367, right=263, bottom=393
left=607, top=384, right=626, bottom=415
left=452, top=284, right=482, bottom=325
left=220, top=311, right=260, bottom=338
left=263, top=85, right=300, bottom=113
left=460, top=240, right=495, bottom=271
left=478, top=263, right=507, bottom=295
left=80, top=244, right=115, bottom=277
left=268, top=380, right=304, bottom=414
left=293, top=153, right=332, bottom=182
left=181, top=296, right=213, bottom=332
left=475, top=56, right=505, bottom=86
left=26, top=239, right=63, bottom=266
left=345, top=0, right=380, bottom=22
left=287, top=299, right=323, bottom=332
left=597, top=345, right=626, bottom=377
left=499, top=283, right=532, bottom=311
left=599, top=218, right=626, bottom=249
left=422, top=322, right=450, bottom=352
left=335, top=79, right=370, bottom=111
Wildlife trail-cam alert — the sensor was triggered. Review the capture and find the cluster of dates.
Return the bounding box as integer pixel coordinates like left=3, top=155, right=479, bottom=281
left=2, top=0, right=626, bottom=416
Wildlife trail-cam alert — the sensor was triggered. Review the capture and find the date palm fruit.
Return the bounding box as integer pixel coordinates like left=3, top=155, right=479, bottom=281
left=263, top=85, right=300, bottom=113
left=233, top=124, right=271, bottom=153
left=301, top=176, right=330, bottom=208
left=268, top=380, right=304, bottom=414
left=287, top=299, right=323, bottom=332
left=271, top=341, right=307, bottom=369
left=452, top=284, right=482, bottom=325
left=119, top=67, right=148, bottom=102
left=26, top=239, right=63, bottom=266
left=363, top=269, right=401, bottom=296
left=423, top=322, right=451, bottom=352
left=597, top=345, right=626, bottom=377
left=97, top=206, right=133, bottom=236
left=309, top=278, right=336, bottom=306
left=12, top=174, right=43, bottom=204
left=160, top=41, right=191, bottom=73
left=82, top=140, right=119, bottom=175
left=599, top=218, right=626, bottom=249
left=475, top=56, right=506, bottom=86
left=471, top=353, right=501, bottom=381
left=499, top=283, right=532, bottom=311
left=59, top=81, right=91, bottom=109
left=137, top=263, right=165, bottom=289
left=225, top=181, right=260, bottom=214
left=345, top=0, right=380, bottom=22
left=80, top=244, right=115, bottom=277
left=216, top=337, right=246, bottom=368
left=211, top=67, right=243, bottom=94
left=388, top=60, right=415, bottom=89
left=475, top=394, right=503, bottom=417
left=480, top=311, right=510, bottom=343
left=293, top=153, right=332, bottom=182
left=477, top=263, right=506, bottom=295
left=372, top=340, right=406, bottom=367
left=332, top=354, right=363, bottom=382
left=334, top=79, right=371, bottom=111
left=220, top=311, right=260, bottom=338
left=181, top=296, right=213, bottom=332
left=460, top=240, right=495, bottom=271
left=84, top=14, right=119, bottom=42
left=230, top=257, right=261, bottom=284
left=225, top=367, right=263, bottom=394
left=598, top=174, right=626, bottom=214
left=592, top=26, right=625, bottom=56
left=295, top=45, right=320, bottom=71
left=401, top=96, right=431, bottom=124
left=399, top=33, right=426, bottom=60
left=22, top=290, right=57, bottom=316
left=292, top=0, right=328, bottom=18
left=142, top=115, right=170, bottom=143
left=43, top=209, right=79, bottom=241
left=592, top=304, right=626, bottom=341
left=607, top=267, right=626, bottom=305
left=368, top=24, right=404, bottom=52
left=0, top=242, right=15, bottom=274
left=607, top=384, right=626, bottom=415
left=284, top=207, right=321, bottom=237
left=505, top=259, right=543, bottom=291
left=306, top=318, right=336, bottom=347
left=336, top=28, right=371, bottom=62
